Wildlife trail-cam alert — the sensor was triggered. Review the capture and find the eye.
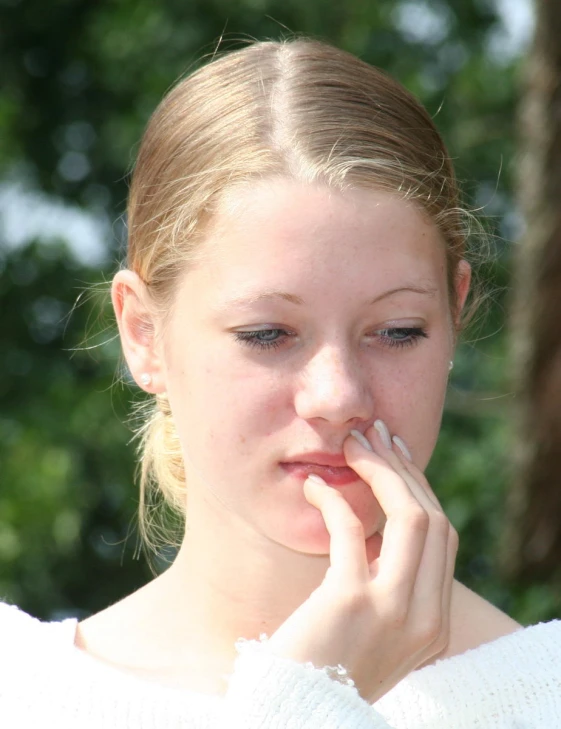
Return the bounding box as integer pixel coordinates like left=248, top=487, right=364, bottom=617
left=376, top=327, right=428, bottom=349
left=234, top=328, right=290, bottom=350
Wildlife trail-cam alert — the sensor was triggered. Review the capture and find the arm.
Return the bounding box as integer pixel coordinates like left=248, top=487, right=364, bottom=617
left=223, top=639, right=394, bottom=729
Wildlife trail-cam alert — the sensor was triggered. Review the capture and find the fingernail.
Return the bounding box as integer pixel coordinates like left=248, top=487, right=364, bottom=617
left=306, top=473, right=328, bottom=485
left=350, top=429, right=373, bottom=452
left=374, top=419, right=392, bottom=449
left=392, top=435, right=412, bottom=462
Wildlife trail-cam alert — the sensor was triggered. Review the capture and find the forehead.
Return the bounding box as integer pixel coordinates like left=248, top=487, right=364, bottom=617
left=188, top=179, right=447, bottom=299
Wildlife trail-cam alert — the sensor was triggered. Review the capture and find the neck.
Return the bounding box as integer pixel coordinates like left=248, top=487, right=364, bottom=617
left=165, top=509, right=329, bottom=654
left=77, top=500, right=330, bottom=692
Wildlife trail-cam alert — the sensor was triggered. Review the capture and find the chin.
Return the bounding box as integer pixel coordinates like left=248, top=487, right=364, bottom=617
left=270, top=497, right=381, bottom=557
left=284, top=531, right=332, bottom=557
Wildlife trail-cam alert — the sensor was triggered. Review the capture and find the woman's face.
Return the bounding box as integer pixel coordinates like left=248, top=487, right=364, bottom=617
left=160, top=179, right=466, bottom=554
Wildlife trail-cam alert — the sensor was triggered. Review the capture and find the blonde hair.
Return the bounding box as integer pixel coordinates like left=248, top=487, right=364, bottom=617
left=126, top=38, right=475, bottom=549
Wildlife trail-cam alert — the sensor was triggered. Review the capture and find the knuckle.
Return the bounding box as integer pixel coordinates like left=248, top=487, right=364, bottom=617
left=435, top=629, right=450, bottom=653
left=340, top=587, right=371, bottom=615
left=430, top=627, right=450, bottom=656
left=401, top=506, right=429, bottom=533
left=430, top=510, right=450, bottom=537
left=343, top=519, right=365, bottom=540
left=415, top=614, right=443, bottom=645
left=379, top=599, right=409, bottom=630
left=448, top=525, right=460, bottom=551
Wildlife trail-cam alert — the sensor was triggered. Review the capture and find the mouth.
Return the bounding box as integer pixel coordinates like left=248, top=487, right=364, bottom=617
left=280, top=461, right=359, bottom=487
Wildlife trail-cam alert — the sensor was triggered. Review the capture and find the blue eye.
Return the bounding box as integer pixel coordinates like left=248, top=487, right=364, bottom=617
left=234, top=326, right=428, bottom=352
left=377, top=327, right=428, bottom=348
left=234, top=328, right=288, bottom=350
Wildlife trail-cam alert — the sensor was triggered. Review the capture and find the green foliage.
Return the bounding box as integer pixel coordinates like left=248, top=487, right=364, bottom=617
left=1, top=0, right=558, bottom=623
left=0, top=241, right=151, bottom=618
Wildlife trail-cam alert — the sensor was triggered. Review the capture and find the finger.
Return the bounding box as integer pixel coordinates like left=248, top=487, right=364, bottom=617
left=391, top=437, right=441, bottom=510
left=376, top=428, right=456, bottom=651
left=303, top=475, right=369, bottom=584
left=361, top=425, right=438, bottom=521
left=375, top=501, right=430, bottom=597
left=365, top=530, right=384, bottom=566
left=355, top=424, right=456, bottom=654
left=344, top=434, right=425, bottom=517
left=391, top=434, right=413, bottom=463
left=366, top=427, right=452, bottom=636
left=410, top=521, right=457, bottom=659
left=408, top=509, right=449, bottom=624
left=440, top=525, right=459, bottom=640
left=365, top=424, right=442, bottom=512
left=344, top=435, right=429, bottom=597
left=389, top=446, right=441, bottom=512
left=391, top=436, right=443, bottom=510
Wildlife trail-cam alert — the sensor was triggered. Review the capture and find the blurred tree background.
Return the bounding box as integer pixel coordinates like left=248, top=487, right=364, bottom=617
left=1, top=0, right=559, bottom=624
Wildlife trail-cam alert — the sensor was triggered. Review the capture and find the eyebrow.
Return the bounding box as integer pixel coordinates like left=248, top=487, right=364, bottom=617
left=369, top=284, right=438, bottom=305
left=218, top=284, right=438, bottom=310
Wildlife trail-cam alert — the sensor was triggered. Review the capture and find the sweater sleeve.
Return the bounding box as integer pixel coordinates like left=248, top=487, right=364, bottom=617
left=222, top=637, right=395, bottom=729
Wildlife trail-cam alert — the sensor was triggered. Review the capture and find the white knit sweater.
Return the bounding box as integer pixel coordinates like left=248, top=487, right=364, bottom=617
left=0, top=602, right=560, bottom=728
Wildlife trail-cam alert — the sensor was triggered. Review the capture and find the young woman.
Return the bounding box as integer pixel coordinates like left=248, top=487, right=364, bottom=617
left=1, top=38, right=559, bottom=728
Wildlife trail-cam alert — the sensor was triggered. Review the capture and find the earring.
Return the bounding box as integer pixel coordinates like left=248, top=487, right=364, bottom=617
left=140, top=373, right=152, bottom=387
left=448, top=361, right=454, bottom=372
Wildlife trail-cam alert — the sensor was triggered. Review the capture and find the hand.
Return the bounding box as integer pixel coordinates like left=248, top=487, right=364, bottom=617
left=267, top=421, right=458, bottom=704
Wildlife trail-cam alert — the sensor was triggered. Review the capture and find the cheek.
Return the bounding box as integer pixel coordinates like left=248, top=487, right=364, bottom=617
left=174, top=367, right=295, bottom=511
left=408, top=385, right=447, bottom=470
left=378, top=353, right=449, bottom=469
left=169, top=352, right=291, bottom=462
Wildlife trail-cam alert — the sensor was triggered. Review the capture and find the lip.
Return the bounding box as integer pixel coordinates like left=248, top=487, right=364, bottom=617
left=283, top=451, right=348, bottom=467
left=280, top=452, right=359, bottom=487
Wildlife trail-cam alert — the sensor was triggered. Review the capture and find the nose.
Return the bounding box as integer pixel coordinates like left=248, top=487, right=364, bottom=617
left=294, top=344, right=374, bottom=425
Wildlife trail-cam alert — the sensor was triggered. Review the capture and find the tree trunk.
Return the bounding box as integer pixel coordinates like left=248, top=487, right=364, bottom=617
left=506, top=0, right=561, bottom=583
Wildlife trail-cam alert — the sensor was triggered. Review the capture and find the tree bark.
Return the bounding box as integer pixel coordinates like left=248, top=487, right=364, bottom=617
left=506, top=0, right=561, bottom=583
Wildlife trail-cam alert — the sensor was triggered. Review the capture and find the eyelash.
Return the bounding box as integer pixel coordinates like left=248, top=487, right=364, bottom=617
left=234, top=329, right=288, bottom=351
left=234, top=327, right=429, bottom=351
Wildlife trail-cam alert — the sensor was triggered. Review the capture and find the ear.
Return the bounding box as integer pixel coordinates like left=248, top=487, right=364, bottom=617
left=453, top=259, right=471, bottom=330
left=111, top=269, right=165, bottom=393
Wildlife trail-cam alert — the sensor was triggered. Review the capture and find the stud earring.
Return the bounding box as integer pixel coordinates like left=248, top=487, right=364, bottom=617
left=448, top=361, right=454, bottom=372
left=140, top=373, right=152, bottom=387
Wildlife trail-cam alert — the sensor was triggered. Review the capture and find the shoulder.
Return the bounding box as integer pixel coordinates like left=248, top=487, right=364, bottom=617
left=0, top=603, right=86, bottom=727
left=0, top=601, right=41, bottom=645
left=376, top=620, right=561, bottom=727
left=0, top=601, right=77, bottom=664
left=438, top=581, right=521, bottom=662
left=432, top=582, right=561, bottom=691
left=431, top=618, right=561, bottom=693
left=468, top=617, right=561, bottom=665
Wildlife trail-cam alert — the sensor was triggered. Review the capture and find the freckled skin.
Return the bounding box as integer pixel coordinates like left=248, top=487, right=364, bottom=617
left=160, top=180, right=458, bottom=556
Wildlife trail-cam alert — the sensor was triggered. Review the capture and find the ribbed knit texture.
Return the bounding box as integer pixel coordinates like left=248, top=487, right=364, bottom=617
left=0, top=602, right=560, bottom=728
left=225, top=638, right=387, bottom=728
